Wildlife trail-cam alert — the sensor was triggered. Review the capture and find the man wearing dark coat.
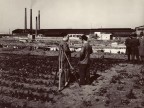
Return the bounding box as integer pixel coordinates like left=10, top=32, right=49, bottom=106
left=79, top=35, right=93, bottom=85
left=125, top=35, right=132, bottom=61
left=130, top=33, right=140, bottom=62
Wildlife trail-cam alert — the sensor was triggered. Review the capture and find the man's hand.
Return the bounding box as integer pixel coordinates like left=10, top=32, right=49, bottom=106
left=70, top=66, right=74, bottom=71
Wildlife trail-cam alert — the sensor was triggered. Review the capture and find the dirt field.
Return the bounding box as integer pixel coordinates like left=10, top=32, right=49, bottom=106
left=0, top=49, right=144, bottom=108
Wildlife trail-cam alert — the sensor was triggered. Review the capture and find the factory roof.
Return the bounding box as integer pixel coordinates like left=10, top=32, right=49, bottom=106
left=12, top=28, right=134, bottom=37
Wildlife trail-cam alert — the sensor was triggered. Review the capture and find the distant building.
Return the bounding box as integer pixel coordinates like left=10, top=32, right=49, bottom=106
left=68, top=34, right=90, bottom=40
left=0, top=33, right=12, bottom=38
left=94, top=32, right=112, bottom=40
left=12, top=28, right=134, bottom=40
left=68, top=34, right=83, bottom=40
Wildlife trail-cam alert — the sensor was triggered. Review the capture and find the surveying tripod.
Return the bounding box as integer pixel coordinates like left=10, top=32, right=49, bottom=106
left=56, top=45, right=79, bottom=91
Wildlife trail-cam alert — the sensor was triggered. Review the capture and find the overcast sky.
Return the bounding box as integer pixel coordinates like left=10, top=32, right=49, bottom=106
left=0, top=0, right=144, bottom=33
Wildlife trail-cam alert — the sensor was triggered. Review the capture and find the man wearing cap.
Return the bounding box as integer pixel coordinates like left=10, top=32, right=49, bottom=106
left=130, top=33, right=140, bottom=62
left=125, top=35, right=132, bottom=61
left=59, top=33, right=71, bottom=87
left=79, top=35, right=93, bottom=85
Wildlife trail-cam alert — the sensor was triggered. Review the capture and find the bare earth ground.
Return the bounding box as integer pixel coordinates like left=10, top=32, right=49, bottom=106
left=0, top=48, right=144, bottom=108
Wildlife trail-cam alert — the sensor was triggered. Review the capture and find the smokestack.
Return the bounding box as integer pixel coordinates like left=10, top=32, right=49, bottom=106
left=31, top=16, right=37, bottom=41
left=30, top=9, right=32, bottom=34
left=35, top=16, right=37, bottom=37
left=38, top=10, right=40, bottom=30
left=25, top=8, right=27, bottom=30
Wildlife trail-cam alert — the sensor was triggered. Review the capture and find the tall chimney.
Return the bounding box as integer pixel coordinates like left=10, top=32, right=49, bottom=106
left=25, top=8, right=27, bottom=31
left=38, top=10, right=40, bottom=30
left=30, top=9, right=32, bottom=34
left=35, top=16, right=37, bottom=37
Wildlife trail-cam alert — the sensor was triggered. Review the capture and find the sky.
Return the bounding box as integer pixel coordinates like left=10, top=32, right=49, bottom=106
left=0, top=0, right=144, bottom=33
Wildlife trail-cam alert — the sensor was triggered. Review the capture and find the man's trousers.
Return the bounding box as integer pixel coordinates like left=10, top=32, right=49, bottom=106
left=79, top=64, right=90, bottom=85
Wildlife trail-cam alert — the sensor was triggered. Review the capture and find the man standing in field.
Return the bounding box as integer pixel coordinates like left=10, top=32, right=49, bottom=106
left=79, top=35, right=93, bottom=85
left=130, top=33, right=140, bottom=62
left=139, top=32, right=144, bottom=62
left=59, top=33, right=71, bottom=88
left=125, top=35, right=132, bottom=61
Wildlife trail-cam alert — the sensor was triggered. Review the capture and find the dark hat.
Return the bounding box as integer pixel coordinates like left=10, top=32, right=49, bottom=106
left=80, top=34, right=88, bottom=41
left=133, top=33, right=137, bottom=37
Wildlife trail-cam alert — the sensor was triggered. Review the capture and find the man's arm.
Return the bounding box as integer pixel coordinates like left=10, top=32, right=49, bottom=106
left=137, top=39, right=140, bottom=46
left=80, top=46, right=85, bottom=60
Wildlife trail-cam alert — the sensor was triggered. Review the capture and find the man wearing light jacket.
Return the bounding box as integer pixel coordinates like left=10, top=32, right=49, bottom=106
left=59, top=33, right=71, bottom=87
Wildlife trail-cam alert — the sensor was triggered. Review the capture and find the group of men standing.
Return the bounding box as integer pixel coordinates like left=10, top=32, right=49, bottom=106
left=58, top=33, right=93, bottom=89
left=125, top=32, right=144, bottom=62
left=58, top=31, right=144, bottom=90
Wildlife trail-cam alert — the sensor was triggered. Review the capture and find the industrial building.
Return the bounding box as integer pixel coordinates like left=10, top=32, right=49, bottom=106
left=12, top=8, right=135, bottom=40
left=12, top=28, right=134, bottom=38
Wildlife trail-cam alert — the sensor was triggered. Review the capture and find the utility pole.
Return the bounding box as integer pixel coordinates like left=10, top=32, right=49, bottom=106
left=90, top=23, right=92, bottom=35
left=9, top=29, right=10, bottom=34
left=101, top=26, right=102, bottom=40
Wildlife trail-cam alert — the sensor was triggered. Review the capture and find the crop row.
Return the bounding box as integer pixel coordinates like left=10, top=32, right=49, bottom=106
left=0, top=79, right=57, bottom=93
left=0, top=54, right=125, bottom=108
left=0, top=86, right=57, bottom=102
left=0, top=72, right=56, bottom=81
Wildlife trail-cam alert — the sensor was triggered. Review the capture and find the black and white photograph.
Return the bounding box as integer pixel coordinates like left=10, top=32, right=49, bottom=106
left=0, top=0, right=144, bottom=108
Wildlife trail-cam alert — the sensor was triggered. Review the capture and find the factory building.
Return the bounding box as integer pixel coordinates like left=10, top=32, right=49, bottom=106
left=12, top=8, right=135, bottom=40
left=94, top=32, right=112, bottom=40
left=12, top=28, right=134, bottom=39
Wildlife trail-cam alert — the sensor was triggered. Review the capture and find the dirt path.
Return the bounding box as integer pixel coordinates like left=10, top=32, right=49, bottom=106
left=49, top=63, right=144, bottom=108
